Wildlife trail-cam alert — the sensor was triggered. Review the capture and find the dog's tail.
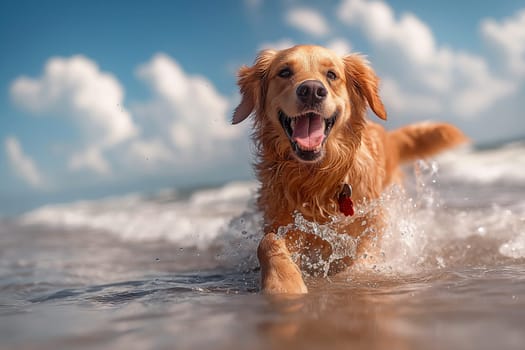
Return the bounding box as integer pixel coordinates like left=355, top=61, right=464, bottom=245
left=388, top=122, right=468, bottom=164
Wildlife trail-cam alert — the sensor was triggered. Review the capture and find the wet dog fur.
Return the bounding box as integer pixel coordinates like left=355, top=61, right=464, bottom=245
left=233, top=45, right=466, bottom=294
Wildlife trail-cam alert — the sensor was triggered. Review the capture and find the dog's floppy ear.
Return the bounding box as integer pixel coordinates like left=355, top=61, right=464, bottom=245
left=232, top=49, right=277, bottom=125
left=343, top=54, right=387, bottom=120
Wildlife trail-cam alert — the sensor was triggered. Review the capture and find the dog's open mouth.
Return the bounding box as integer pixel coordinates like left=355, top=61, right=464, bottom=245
left=279, top=110, right=337, bottom=162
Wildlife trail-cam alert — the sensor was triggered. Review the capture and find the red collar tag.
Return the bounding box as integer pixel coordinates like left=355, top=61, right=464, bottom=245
left=338, top=183, right=354, bottom=216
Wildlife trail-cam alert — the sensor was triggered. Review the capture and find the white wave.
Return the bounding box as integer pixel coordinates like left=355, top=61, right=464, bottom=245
left=21, top=181, right=258, bottom=249
left=18, top=143, right=525, bottom=274
left=437, top=142, right=525, bottom=184
left=500, top=233, right=525, bottom=259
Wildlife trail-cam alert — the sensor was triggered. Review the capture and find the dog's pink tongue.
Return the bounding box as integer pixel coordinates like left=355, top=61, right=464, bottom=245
left=292, top=114, right=325, bottom=150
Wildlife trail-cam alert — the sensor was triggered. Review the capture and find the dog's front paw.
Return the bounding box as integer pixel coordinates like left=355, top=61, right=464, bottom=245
left=261, top=267, right=308, bottom=294
left=258, top=233, right=308, bottom=294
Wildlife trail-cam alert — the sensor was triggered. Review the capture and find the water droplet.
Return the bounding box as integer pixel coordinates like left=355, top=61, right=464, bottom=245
left=155, top=257, right=160, bottom=261
left=241, top=230, right=247, bottom=235
left=436, top=256, right=445, bottom=268
left=179, top=247, right=184, bottom=251
left=477, top=227, right=487, bottom=236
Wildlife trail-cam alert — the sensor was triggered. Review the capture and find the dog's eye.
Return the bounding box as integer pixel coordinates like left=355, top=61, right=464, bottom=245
left=327, top=70, right=337, bottom=80
left=278, top=68, right=292, bottom=78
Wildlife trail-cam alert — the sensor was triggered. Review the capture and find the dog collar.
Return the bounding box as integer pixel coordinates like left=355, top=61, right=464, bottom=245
left=338, top=183, right=354, bottom=216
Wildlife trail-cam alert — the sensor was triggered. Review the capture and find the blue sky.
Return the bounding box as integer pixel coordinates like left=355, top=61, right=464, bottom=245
left=1, top=0, right=524, bottom=215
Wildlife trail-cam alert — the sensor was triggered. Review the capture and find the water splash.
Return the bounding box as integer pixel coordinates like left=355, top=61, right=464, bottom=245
left=17, top=150, right=525, bottom=277
left=276, top=212, right=359, bottom=277
left=258, top=159, right=525, bottom=278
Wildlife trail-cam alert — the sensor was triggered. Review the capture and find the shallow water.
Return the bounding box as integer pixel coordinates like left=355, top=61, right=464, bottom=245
left=1, top=143, right=525, bottom=349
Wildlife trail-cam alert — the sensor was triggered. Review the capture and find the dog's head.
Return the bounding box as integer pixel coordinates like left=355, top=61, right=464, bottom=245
left=233, top=45, right=386, bottom=163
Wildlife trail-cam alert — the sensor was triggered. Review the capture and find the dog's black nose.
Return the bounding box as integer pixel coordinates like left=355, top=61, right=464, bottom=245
left=296, top=80, right=327, bottom=105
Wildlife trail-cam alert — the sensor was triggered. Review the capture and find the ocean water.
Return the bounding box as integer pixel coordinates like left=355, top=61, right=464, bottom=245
left=1, top=141, right=525, bottom=350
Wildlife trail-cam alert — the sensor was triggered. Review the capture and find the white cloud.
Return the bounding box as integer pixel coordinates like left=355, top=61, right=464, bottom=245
left=338, top=0, right=435, bottom=64
left=133, top=53, right=241, bottom=163
left=286, top=7, right=330, bottom=37
left=9, top=52, right=249, bottom=186
left=326, top=38, right=352, bottom=56
left=381, top=78, right=441, bottom=116
left=450, top=53, right=516, bottom=117
left=337, top=0, right=517, bottom=118
left=69, top=147, right=111, bottom=175
left=10, top=55, right=139, bottom=174
left=481, top=9, right=525, bottom=76
left=258, top=38, right=295, bottom=51
left=4, top=136, right=46, bottom=189
left=129, top=139, right=173, bottom=165
left=10, top=55, right=138, bottom=147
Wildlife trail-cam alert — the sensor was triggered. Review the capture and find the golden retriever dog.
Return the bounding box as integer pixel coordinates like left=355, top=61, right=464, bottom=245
left=232, top=45, right=466, bottom=294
